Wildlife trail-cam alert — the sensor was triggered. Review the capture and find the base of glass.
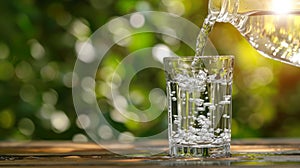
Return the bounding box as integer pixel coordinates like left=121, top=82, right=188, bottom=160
left=169, top=143, right=230, bottom=158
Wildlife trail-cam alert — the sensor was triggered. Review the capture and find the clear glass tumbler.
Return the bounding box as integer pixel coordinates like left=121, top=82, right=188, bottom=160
left=164, top=56, right=234, bottom=158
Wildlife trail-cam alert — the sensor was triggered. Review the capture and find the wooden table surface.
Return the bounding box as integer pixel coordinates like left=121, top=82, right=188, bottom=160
left=1, top=139, right=300, bottom=167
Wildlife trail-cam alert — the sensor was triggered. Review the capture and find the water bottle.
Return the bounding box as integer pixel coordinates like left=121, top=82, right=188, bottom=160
left=208, top=0, right=300, bottom=67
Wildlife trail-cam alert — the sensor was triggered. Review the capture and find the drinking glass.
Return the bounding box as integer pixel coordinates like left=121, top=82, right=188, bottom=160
left=164, top=56, right=234, bottom=158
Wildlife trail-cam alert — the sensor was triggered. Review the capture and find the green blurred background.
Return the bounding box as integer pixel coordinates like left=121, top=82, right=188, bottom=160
left=1, top=0, right=300, bottom=141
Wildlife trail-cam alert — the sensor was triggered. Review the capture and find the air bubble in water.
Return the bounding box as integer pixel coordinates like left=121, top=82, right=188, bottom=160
left=208, top=105, right=216, bottom=110
left=220, top=100, right=231, bottom=105
left=194, top=98, right=204, bottom=106
left=215, top=128, right=222, bottom=134
left=204, top=102, right=212, bottom=106
left=224, top=95, right=231, bottom=101
left=181, top=93, right=186, bottom=98
left=197, top=107, right=205, bottom=111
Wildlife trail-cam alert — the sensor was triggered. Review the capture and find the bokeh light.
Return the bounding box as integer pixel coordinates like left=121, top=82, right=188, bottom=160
left=50, top=111, right=70, bottom=133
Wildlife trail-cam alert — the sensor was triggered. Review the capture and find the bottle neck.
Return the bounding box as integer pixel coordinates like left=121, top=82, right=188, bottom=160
left=209, top=0, right=239, bottom=22
left=210, top=0, right=300, bottom=19
left=208, top=0, right=249, bottom=33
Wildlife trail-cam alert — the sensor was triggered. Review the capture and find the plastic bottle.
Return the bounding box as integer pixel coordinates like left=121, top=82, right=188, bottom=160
left=209, top=0, right=300, bottom=67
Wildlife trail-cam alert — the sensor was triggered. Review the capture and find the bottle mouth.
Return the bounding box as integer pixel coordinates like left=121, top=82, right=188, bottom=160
left=209, top=0, right=239, bottom=21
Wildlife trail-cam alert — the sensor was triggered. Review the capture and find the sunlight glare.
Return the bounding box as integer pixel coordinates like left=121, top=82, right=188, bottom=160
left=272, top=0, right=292, bottom=14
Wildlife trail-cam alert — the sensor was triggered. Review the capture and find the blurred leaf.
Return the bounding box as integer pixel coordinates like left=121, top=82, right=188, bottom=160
left=0, top=109, right=15, bottom=129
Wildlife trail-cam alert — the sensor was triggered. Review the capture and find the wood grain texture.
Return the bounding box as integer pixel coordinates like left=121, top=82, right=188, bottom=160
left=0, top=139, right=300, bottom=167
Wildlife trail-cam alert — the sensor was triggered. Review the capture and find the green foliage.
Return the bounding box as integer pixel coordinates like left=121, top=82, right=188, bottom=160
left=0, top=0, right=300, bottom=141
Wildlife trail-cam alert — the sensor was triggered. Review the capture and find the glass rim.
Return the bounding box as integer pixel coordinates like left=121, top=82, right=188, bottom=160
left=163, top=55, right=235, bottom=62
